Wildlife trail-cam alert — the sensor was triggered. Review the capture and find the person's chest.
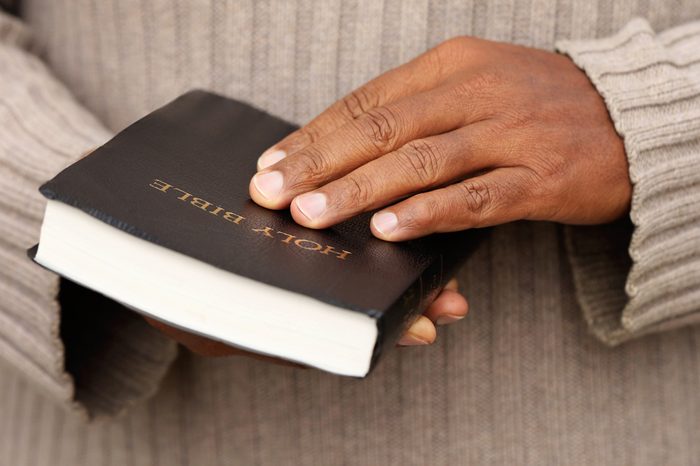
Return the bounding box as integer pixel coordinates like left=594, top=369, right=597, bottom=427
left=21, top=0, right=699, bottom=132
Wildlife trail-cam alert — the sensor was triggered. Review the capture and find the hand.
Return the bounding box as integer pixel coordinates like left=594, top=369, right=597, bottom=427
left=249, top=36, right=630, bottom=241
left=145, top=279, right=467, bottom=358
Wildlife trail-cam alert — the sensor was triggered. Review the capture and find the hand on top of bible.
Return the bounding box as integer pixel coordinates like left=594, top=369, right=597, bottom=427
left=249, top=36, right=630, bottom=241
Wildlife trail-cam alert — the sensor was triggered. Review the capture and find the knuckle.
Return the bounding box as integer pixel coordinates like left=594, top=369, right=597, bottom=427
left=301, top=146, right=330, bottom=175
left=399, top=139, right=443, bottom=185
left=458, top=179, right=495, bottom=215
left=516, top=168, right=549, bottom=218
left=527, top=155, right=565, bottom=201
left=436, top=36, right=471, bottom=56
left=428, top=36, right=471, bottom=79
left=452, top=71, right=503, bottom=102
left=340, top=86, right=381, bottom=119
left=401, top=197, right=441, bottom=232
left=357, top=106, right=401, bottom=151
left=537, top=152, right=567, bottom=178
left=284, top=146, right=331, bottom=189
left=297, top=125, right=323, bottom=145
left=340, top=173, right=375, bottom=207
left=500, top=105, right=536, bottom=129
left=423, top=47, right=446, bottom=80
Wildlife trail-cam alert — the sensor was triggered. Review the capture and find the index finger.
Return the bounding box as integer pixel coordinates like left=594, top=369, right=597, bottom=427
left=257, top=46, right=451, bottom=170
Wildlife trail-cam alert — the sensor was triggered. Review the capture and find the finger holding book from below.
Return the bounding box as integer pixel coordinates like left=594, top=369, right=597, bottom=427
left=398, top=316, right=437, bottom=346
left=422, top=278, right=468, bottom=325
left=399, top=278, right=468, bottom=346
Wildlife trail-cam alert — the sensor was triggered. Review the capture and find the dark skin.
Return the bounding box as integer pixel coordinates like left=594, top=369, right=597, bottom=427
left=150, top=35, right=630, bottom=356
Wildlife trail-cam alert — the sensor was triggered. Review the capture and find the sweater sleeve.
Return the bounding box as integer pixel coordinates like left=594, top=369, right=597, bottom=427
left=0, top=12, right=176, bottom=418
left=556, top=18, right=700, bottom=345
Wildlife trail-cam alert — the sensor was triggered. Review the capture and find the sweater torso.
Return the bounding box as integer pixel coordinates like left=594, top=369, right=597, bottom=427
left=22, top=0, right=700, bottom=130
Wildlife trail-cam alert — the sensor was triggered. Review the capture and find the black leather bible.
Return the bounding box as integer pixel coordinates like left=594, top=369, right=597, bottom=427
left=30, top=90, right=483, bottom=377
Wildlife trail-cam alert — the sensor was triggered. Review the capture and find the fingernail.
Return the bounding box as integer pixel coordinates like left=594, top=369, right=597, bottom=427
left=295, top=193, right=327, bottom=221
left=257, top=149, right=286, bottom=170
left=372, top=211, right=398, bottom=236
left=252, top=171, right=284, bottom=199
left=398, top=333, right=430, bottom=346
left=436, top=314, right=466, bottom=326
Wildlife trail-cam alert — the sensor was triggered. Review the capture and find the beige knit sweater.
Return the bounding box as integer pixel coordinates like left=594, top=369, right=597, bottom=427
left=0, top=1, right=699, bottom=464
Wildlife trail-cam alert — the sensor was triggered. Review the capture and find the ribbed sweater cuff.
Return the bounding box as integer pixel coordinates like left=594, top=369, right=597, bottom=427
left=556, top=19, right=700, bottom=344
left=0, top=12, right=177, bottom=418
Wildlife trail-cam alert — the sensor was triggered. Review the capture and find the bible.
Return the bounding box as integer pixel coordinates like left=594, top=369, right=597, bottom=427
left=29, top=90, right=483, bottom=377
